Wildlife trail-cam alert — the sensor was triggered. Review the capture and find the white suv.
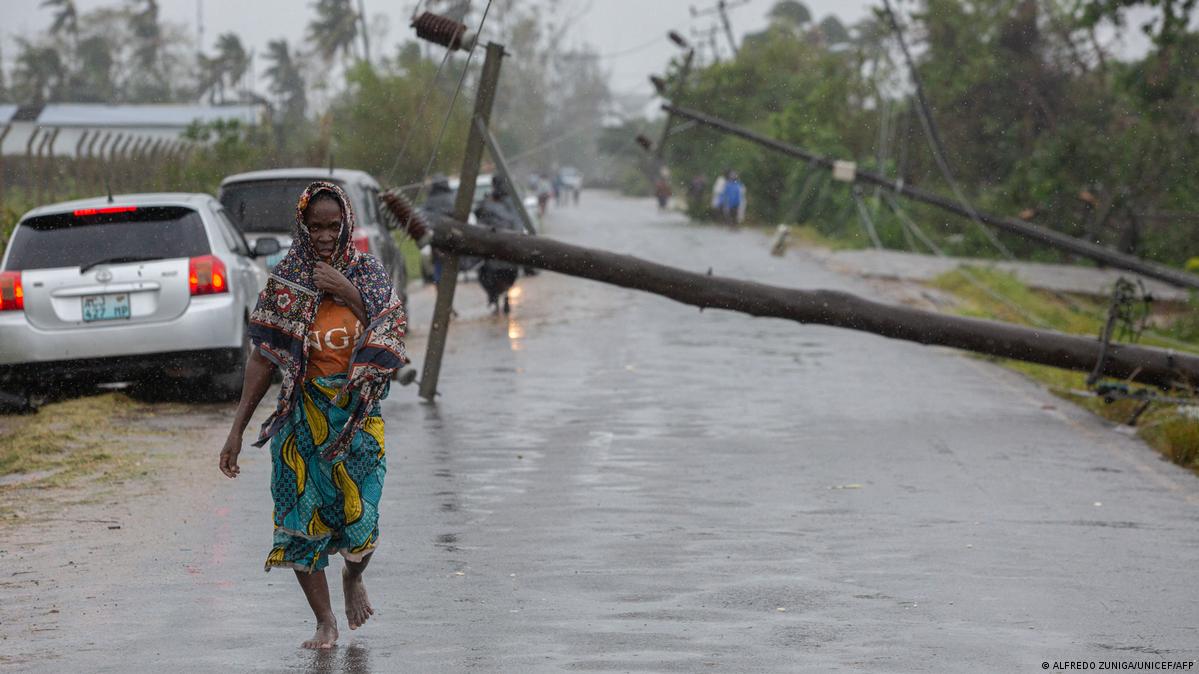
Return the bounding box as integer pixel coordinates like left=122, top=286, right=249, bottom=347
left=0, top=193, right=272, bottom=407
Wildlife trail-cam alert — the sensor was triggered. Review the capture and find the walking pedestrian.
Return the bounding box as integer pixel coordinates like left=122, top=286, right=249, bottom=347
left=655, top=174, right=673, bottom=212
left=719, top=171, right=747, bottom=226
left=475, top=175, right=523, bottom=314
left=218, top=181, right=408, bottom=650
left=711, top=168, right=729, bottom=219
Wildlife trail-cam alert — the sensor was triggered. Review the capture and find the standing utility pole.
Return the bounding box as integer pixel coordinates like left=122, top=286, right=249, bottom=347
left=691, top=0, right=747, bottom=57
left=419, top=41, right=506, bottom=401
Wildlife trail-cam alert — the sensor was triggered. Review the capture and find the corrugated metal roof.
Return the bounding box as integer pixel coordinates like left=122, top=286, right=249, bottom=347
left=33, top=104, right=262, bottom=128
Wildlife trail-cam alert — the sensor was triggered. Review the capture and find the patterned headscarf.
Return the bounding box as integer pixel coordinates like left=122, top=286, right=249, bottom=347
left=248, top=181, right=409, bottom=461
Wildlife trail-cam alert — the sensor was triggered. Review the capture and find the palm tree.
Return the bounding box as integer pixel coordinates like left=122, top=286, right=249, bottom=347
left=307, top=0, right=360, bottom=65
left=264, top=39, right=306, bottom=120
left=216, top=32, right=250, bottom=96
left=70, top=35, right=117, bottom=102
left=41, top=0, right=78, bottom=37
left=196, top=52, right=225, bottom=103
left=13, top=40, right=67, bottom=104
left=128, top=0, right=161, bottom=71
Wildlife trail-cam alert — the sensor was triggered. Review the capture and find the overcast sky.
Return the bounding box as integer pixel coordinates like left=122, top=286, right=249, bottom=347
left=1, top=0, right=876, bottom=94
left=1, top=0, right=1156, bottom=98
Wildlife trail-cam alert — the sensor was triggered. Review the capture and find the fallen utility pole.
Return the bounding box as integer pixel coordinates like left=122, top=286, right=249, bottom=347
left=662, top=103, right=1199, bottom=291
left=382, top=197, right=1199, bottom=392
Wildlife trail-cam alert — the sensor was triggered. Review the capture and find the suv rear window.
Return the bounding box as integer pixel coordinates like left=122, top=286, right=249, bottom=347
left=4, top=206, right=209, bottom=271
left=220, top=178, right=370, bottom=233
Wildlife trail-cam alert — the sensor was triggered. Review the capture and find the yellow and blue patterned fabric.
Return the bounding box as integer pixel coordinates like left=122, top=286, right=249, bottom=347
left=265, top=373, right=387, bottom=573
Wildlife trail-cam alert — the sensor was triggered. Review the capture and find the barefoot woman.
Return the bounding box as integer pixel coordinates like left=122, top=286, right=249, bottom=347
left=218, top=181, right=408, bottom=649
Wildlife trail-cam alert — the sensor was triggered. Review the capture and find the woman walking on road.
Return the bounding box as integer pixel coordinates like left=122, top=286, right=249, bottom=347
left=218, top=181, right=408, bottom=650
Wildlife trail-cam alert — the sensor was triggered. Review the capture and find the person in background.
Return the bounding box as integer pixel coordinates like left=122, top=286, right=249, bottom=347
left=475, top=175, right=523, bottom=314
left=687, top=174, right=709, bottom=220
left=421, top=174, right=455, bottom=284
left=720, top=171, right=747, bottom=226
left=711, top=168, right=729, bottom=218
left=655, top=173, right=673, bottom=212
left=536, top=174, right=553, bottom=217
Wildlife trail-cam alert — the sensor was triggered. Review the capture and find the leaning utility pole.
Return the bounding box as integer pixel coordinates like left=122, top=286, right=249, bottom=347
left=381, top=198, right=1199, bottom=392
left=413, top=11, right=506, bottom=401
left=662, top=103, right=1199, bottom=291
left=476, top=117, right=538, bottom=236
left=656, top=33, right=695, bottom=164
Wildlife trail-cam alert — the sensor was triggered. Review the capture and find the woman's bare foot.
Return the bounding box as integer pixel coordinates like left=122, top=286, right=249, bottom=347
left=343, top=567, right=374, bottom=629
left=301, top=621, right=338, bottom=649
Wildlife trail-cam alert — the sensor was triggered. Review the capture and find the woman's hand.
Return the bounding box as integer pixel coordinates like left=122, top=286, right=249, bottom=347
left=219, top=433, right=242, bottom=479
left=314, top=262, right=355, bottom=302
left=314, top=261, right=368, bottom=325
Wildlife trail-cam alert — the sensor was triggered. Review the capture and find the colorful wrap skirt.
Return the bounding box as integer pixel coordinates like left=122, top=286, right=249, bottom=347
left=265, top=374, right=387, bottom=573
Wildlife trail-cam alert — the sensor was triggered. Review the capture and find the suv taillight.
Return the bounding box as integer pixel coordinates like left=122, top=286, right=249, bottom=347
left=353, top=232, right=371, bottom=254
left=0, top=271, right=23, bottom=312
left=189, top=256, right=228, bottom=296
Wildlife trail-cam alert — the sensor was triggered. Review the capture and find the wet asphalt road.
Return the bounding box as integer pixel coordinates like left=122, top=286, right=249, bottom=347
left=6, top=192, right=1199, bottom=672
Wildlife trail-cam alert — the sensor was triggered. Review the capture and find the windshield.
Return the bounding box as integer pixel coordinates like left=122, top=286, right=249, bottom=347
left=4, top=207, right=209, bottom=271
left=220, top=178, right=368, bottom=233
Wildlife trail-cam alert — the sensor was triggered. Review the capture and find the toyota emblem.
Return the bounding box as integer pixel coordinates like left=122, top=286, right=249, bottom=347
left=95, top=269, right=113, bottom=283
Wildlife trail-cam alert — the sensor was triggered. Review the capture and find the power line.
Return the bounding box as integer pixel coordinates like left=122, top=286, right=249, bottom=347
left=383, top=45, right=456, bottom=185
left=411, top=0, right=496, bottom=205
left=596, top=35, right=665, bottom=59
left=882, top=0, right=1016, bottom=261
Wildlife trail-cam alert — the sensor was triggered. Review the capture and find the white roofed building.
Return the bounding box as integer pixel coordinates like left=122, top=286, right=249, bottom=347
left=0, top=103, right=264, bottom=158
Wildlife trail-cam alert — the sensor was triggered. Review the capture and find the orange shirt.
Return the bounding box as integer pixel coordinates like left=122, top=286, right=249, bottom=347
left=305, top=299, right=363, bottom=380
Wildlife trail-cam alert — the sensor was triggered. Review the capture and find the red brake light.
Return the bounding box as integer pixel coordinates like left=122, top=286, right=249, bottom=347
left=0, top=271, right=22, bottom=312
left=73, top=206, right=138, bottom=217
left=353, top=232, right=371, bottom=253
left=189, top=255, right=228, bottom=296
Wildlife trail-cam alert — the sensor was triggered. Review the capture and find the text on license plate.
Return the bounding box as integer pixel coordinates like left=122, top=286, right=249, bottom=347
left=82, top=293, right=132, bottom=322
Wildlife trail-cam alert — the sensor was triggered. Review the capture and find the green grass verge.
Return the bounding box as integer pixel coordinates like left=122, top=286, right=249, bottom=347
left=395, top=232, right=424, bottom=288
left=929, top=266, right=1199, bottom=474
left=0, top=393, right=171, bottom=521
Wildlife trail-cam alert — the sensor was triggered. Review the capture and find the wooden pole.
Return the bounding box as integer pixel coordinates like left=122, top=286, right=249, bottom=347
left=378, top=208, right=1199, bottom=392
left=476, top=117, right=537, bottom=235
left=662, top=103, right=1199, bottom=291
left=419, top=42, right=506, bottom=402
left=655, top=48, right=694, bottom=162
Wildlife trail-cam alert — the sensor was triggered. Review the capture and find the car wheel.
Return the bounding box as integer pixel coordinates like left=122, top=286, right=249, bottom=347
left=0, top=389, right=37, bottom=414
left=208, top=329, right=249, bottom=402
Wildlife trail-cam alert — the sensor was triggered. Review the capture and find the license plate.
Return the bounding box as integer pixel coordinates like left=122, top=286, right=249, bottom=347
left=81, top=293, right=132, bottom=322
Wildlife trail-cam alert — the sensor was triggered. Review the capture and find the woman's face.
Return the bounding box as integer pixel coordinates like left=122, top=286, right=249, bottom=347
left=305, top=197, right=343, bottom=263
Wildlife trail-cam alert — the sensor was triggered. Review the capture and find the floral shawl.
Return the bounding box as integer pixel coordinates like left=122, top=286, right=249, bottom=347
left=248, top=181, right=409, bottom=461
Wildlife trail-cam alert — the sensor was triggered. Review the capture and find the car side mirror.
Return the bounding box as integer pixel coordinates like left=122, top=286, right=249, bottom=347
left=252, top=237, right=281, bottom=258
